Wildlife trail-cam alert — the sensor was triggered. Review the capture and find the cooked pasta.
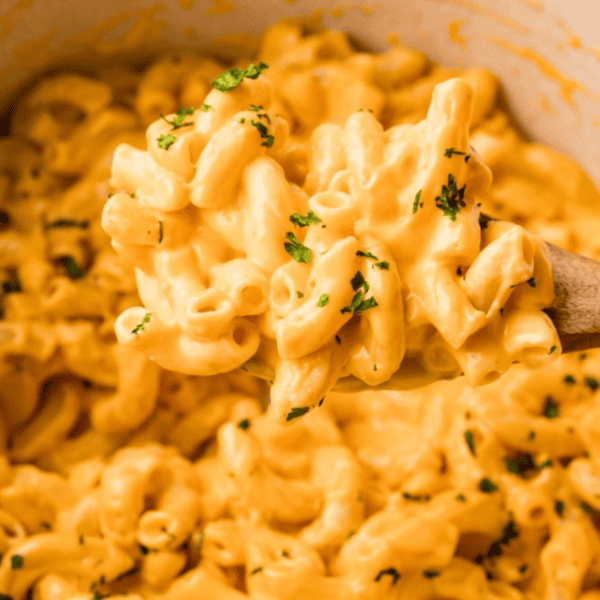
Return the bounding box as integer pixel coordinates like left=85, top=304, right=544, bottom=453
left=0, top=22, right=600, bottom=600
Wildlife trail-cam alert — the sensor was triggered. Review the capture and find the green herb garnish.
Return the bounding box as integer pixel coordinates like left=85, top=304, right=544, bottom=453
left=444, top=147, right=468, bottom=158
left=435, top=173, right=466, bottom=221
left=505, top=454, right=536, bottom=476
left=351, top=271, right=368, bottom=292
left=374, top=261, right=389, bottom=270
left=200, top=104, right=211, bottom=112
left=45, top=218, right=89, bottom=230
left=335, top=335, right=341, bottom=344
left=10, top=555, right=23, bottom=569
left=464, top=430, right=475, bottom=455
left=341, top=290, right=378, bottom=315
left=211, top=62, right=269, bottom=92
left=542, top=396, right=559, bottom=419
left=564, top=374, right=576, bottom=384
left=284, top=232, right=311, bottom=263
left=554, top=499, right=565, bottom=517
left=478, top=478, right=497, bottom=493
left=412, top=189, right=422, bottom=213
left=131, top=312, right=152, bottom=335
left=549, top=345, right=557, bottom=354
left=585, top=375, right=599, bottom=391
left=237, top=418, right=250, bottom=430
left=456, top=493, right=467, bottom=502
left=374, top=567, right=401, bottom=584
left=290, top=211, right=322, bottom=227
left=160, top=107, right=195, bottom=129
left=157, top=133, right=177, bottom=150
left=356, top=250, right=379, bottom=260
left=286, top=406, right=310, bottom=421
left=317, top=294, right=329, bottom=307
left=250, top=119, right=274, bottom=147
left=526, top=277, right=536, bottom=288
left=296, top=290, right=304, bottom=298
left=59, top=256, right=84, bottom=279
left=402, top=491, right=431, bottom=502
left=158, top=220, right=163, bottom=244
left=250, top=566, right=263, bottom=575
left=423, top=570, right=440, bottom=578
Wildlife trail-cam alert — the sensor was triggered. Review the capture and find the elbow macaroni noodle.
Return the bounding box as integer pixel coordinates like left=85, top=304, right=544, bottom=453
left=0, top=22, right=600, bottom=600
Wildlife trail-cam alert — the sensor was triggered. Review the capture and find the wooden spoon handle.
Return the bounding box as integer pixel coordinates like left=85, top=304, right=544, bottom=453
left=545, top=242, right=600, bottom=352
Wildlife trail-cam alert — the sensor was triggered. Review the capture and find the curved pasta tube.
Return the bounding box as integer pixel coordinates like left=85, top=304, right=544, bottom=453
left=0, top=533, right=134, bottom=599
left=156, top=565, right=248, bottom=600
left=276, top=235, right=360, bottom=359
left=40, top=276, right=112, bottom=319
left=10, top=379, right=82, bottom=463
left=202, top=519, right=246, bottom=567
left=331, top=507, right=459, bottom=579
left=0, top=509, right=27, bottom=557
left=462, top=222, right=536, bottom=317
left=90, top=344, right=160, bottom=435
left=240, top=156, right=306, bottom=274
left=346, top=243, right=405, bottom=385
left=540, top=522, right=592, bottom=600
left=44, top=109, right=138, bottom=176
left=217, top=422, right=322, bottom=523
left=135, top=51, right=208, bottom=125
left=139, top=550, right=187, bottom=588
left=300, top=445, right=364, bottom=557
left=303, top=123, right=347, bottom=195
left=269, top=260, right=311, bottom=318
left=115, top=308, right=260, bottom=375
left=189, top=112, right=288, bottom=209
left=501, top=478, right=553, bottom=529
left=110, top=143, right=189, bottom=211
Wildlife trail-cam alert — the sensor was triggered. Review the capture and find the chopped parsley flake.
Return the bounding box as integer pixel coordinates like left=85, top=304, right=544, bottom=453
left=250, top=119, right=274, bottom=147
left=486, top=521, right=519, bottom=559
left=45, top=218, right=89, bottom=230
left=585, top=375, right=599, bottom=391
left=564, top=374, right=576, bottom=384
left=2, top=274, right=21, bottom=294
left=542, top=396, right=559, bottom=419
left=554, top=499, right=565, bottom=517
left=290, top=211, right=322, bottom=227
left=526, top=277, right=536, bottom=288
left=335, top=335, right=342, bottom=344
left=296, top=290, right=304, bottom=298
left=374, top=568, right=401, bottom=584
left=160, top=107, right=195, bottom=129
left=412, top=189, right=422, bottom=213
left=200, top=104, right=211, bottom=112
left=456, top=493, right=467, bottom=502
left=237, top=418, right=250, bottom=430
left=211, top=62, right=269, bottom=92
left=250, top=566, right=263, bottom=575
left=374, top=261, right=389, bottom=270
left=549, top=345, right=557, bottom=354
left=284, top=232, right=311, bottom=263
left=10, top=555, right=23, bottom=569
left=286, top=406, right=310, bottom=421
left=351, top=271, right=368, bottom=292
left=249, top=104, right=263, bottom=112
left=538, top=459, right=553, bottom=469
left=444, top=147, right=468, bottom=158
left=356, top=250, right=379, bottom=260
left=518, top=564, right=528, bottom=574
left=402, top=491, right=431, bottom=502
left=79, top=534, right=85, bottom=545
left=435, top=173, right=466, bottom=221
left=239, top=118, right=246, bottom=123
left=158, top=220, right=164, bottom=244
left=505, top=454, right=536, bottom=476
left=58, top=256, right=84, bottom=279
left=131, top=312, right=152, bottom=335
left=317, top=294, right=329, bottom=307
left=0, top=595, right=13, bottom=600
left=479, top=478, right=497, bottom=493
left=157, top=133, right=177, bottom=150
left=423, top=570, right=440, bottom=578
left=464, top=430, right=475, bottom=455
left=340, top=290, right=378, bottom=315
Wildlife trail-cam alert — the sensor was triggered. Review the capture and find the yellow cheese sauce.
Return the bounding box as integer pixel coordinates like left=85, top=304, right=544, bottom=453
left=1, top=22, right=600, bottom=600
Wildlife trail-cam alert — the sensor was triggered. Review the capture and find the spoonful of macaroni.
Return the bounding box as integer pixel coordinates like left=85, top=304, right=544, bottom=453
left=101, top=65, right=600, bottom=424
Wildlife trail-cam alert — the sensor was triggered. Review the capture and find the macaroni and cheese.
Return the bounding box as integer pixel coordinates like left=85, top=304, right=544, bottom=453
left=0, top=22, right=600, bottom=600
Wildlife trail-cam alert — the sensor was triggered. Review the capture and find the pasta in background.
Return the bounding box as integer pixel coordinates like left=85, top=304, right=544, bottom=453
left=0, top=22, right=599, bottom=600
